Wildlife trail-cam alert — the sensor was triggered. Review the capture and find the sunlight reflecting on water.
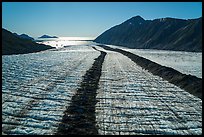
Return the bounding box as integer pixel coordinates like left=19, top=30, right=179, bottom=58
left=36, top=37, right=96, bottom=48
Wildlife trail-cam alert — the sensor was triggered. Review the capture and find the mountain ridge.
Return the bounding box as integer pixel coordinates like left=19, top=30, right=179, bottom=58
left=94, top=16, right=202, bottom=52
left=13, top=33, right=34, bottom=41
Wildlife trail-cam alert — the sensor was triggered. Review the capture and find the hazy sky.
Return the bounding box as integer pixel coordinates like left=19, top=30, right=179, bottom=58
left=2, top=2, right=202, bottom=38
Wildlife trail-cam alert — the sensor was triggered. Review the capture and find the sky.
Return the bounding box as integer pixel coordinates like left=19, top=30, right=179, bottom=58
left=2, top=2, right=202, bottom=38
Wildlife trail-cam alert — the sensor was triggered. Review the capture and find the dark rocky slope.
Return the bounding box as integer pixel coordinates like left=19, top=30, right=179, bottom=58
left=94, top=16, right=202, bottom=52
left=2, top=28, right=53, bottom=55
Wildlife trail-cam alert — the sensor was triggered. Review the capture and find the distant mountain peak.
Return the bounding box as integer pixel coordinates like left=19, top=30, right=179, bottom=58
left=131, top=15, right=145, bottom=21
left=38, top=35, right=58, bottom=38
left=124, top=15, right=145, bottom=25
left=19, top=34, right=34, bottom=41
left=134, top=15, right=144, bottom=19
left=12, top=32, right=34, bottom=41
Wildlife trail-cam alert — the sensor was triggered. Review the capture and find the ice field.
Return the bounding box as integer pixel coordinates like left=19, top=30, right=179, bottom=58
left=2, top=40, right=202, bottom=135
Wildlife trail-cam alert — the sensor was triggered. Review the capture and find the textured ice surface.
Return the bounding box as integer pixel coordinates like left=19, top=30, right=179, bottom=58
left=2, top=45, right=100, bottom=135
left=2, top=43, right=202, bottom=135
left=95, top=46, right=202, bottom=135
left=106, top=45, right=202, bottom=78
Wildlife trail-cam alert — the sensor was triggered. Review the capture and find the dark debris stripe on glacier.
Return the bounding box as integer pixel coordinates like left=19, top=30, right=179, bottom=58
left=56, top=47, right=106, bottom=135
left=95, top=45, right=202, bottom=135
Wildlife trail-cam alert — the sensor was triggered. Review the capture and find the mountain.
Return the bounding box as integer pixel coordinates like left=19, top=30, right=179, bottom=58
left=38, top=35, right=58, bottom=38
left=94, top=16, right=202, bottom=52
left=2, top=28, right=54, bottom=55
left=13, top=33, right=34, bottom=41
